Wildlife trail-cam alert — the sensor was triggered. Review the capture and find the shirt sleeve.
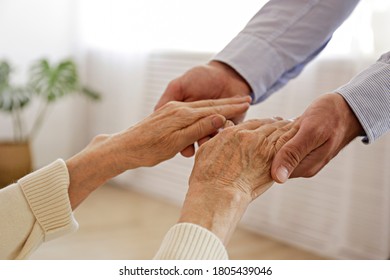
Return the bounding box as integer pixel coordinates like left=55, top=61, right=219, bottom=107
left=213, top=0, right=360, bottom=103
left=153, top=223, right=228, bottom=259
left=0, top=159, right=78, bottom=259
left=336, top=52, right=390, bottom=144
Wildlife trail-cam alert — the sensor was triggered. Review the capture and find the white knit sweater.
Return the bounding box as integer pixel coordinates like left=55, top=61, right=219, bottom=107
left=0, top=159, right=227, bottom=260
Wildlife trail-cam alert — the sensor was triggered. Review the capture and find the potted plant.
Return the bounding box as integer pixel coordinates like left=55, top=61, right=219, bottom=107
left=0, top=58, right=100, bottom=188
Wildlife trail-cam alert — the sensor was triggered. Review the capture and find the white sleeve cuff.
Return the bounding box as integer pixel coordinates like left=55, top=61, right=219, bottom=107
left=154, top=223, right=228, bottom=260
left=19, top=159, right=79, bottom=242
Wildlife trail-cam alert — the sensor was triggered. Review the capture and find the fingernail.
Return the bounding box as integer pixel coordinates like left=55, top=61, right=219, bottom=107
left=212, top=115, right=225, bottom=129
left=276, top=166, right=289, bottom=183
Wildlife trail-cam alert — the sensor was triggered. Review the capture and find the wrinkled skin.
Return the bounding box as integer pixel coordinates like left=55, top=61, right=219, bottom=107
left=179, top=118, right=298, bottom=244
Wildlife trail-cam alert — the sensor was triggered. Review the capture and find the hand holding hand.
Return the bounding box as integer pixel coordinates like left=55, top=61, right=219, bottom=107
left=179, top=118, right=297, bottom=244
left=66, top=96, right=250, bottom=209
left=154, top=61, right=252, bottom=156
left=271, top=93, right=364, bottom=183
left=115, top=96, right=251, bottom=169
left=155, top=61, right=251, bottom=123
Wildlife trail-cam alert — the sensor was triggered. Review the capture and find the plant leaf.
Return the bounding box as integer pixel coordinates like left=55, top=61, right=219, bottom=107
left=29, top=59, right=79, bottom=102
left=0, top=60, right=31, bottom=112
left=81, top=86, right=101, bottom=101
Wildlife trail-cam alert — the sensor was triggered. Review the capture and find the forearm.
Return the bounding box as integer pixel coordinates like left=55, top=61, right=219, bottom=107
left=154, top=185, right=248, bottom=260
left=178, top=184, right=250, bottom=246
left=214, top=0, right=360, bottom=103
left=66, top=133, right=135, bottom=209
left=1, top=138, right=129, bottom=259
left=336, top=51, right=390, bottom=143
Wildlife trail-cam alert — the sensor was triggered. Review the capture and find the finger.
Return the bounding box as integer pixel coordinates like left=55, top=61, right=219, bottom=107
left=271, top=127, right=326, bottom=184
left=187, top=96, right=251, bottom=108
left=255, top=120, right=293, bottom=141
left=180, top=114, right=226, bottom=150
left=180, top=144, right=195, bottom=157
left=197, top=136, right=211, bottom=147
left=272, top=123, right=299, bottom=152
left=197, top=119, right=233, bottom=147
left=234, top=118, right=277, bottom=131
left=231, top=112, right=247, bottom=124
left=223, top=120, right=235, bottom=129
left=289, top=143, right=331, bottom=178
left=194, top=102, right=250, bottom=120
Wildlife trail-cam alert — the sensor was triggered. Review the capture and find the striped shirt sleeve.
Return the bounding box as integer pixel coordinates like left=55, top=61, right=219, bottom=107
left=336, top=52, right=390, bottom=143
left=214, top=0, right=360, bottom=103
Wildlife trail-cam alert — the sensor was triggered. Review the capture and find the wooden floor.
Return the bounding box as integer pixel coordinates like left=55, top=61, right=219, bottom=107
left=30, top=184, right=327, bottom=260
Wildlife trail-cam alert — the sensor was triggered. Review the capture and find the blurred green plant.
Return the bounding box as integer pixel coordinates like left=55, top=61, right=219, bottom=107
left=0, top=59, right=101, bottom=142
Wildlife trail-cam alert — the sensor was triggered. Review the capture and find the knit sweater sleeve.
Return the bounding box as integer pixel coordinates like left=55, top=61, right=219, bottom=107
left=153, top=223, right=228, bottom=260
left=0, top=159, right=78, bottom=259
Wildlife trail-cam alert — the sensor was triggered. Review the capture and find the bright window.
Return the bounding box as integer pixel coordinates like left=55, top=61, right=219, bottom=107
left=78, top=0, right=390, bottom=57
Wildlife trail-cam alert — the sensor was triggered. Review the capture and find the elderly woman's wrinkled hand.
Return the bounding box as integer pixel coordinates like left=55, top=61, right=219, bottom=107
left=111, top=96, right=251, bottom=170
left=191, top=118, right=297, bottom=201
left=179, top=118, right=298, bottom=244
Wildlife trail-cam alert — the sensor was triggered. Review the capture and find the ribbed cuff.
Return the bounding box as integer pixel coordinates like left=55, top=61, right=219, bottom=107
left=18, top=159, right=78, bottom=241
left=154, top=223, right=228, bottom=260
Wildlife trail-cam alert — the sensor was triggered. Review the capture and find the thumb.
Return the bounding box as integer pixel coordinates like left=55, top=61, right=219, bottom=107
left=271, top=132, right=312, bottom=184
left=181, top=114, right=225, bottom=146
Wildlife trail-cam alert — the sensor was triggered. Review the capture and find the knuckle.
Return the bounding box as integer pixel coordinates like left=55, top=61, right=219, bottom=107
left=179, top=106, right=193, bottom=116
left=90, top=134, right=110, bottom=145
left=236, top=130, right=253, bottom=142
left=164, top=100, right=180, bottom=110
left=204, top=99, right=216, bottom=107
left=220, top=126, right=235, bottom=137
left=170, top=105, right=191, bottom=116
left=236, top=130, right=248, bottom=142
left=245, top=119, right=262, bottom=126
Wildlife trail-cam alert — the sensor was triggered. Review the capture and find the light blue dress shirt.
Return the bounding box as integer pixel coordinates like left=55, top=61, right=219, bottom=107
left=214, top=0, right=389, bottom=143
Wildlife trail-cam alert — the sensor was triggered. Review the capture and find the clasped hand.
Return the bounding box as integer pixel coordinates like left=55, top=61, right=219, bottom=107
left=180, top=118, right=298, bottom=244
left=78, top=96, right=251, bottom=174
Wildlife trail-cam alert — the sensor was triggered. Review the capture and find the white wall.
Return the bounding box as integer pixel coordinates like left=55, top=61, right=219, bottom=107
left=0, top=0, right=89, bottom=168
left=77, top=1, right=390, bottom=259
left=78, top=0, right=265, bottom=53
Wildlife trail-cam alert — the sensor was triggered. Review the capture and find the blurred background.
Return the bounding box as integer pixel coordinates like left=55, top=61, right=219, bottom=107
left=1, top=0, right=389, bottom=259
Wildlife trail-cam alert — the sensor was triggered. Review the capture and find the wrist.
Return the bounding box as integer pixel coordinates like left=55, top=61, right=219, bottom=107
left=332, top=93, right=364, bottom=140
left=208, top=60, right=251, bottom=97
left=179, top=183, right=250, bottom=245
left=66, top=134, right=127, bottom=209
left=108, top=131, right=141, bottom=171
